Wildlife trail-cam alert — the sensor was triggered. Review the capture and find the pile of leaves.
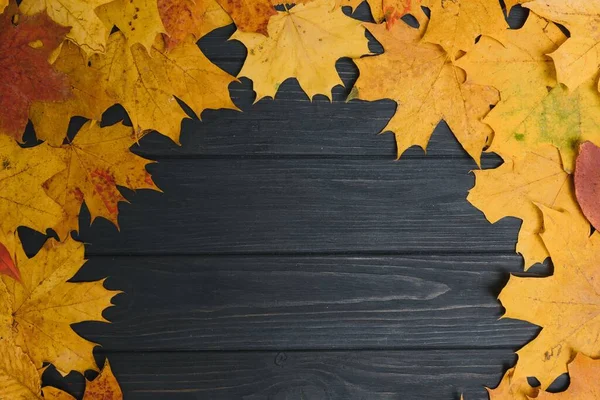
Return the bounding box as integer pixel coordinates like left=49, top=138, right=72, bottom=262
left=1, top=0, right=600, bottom=398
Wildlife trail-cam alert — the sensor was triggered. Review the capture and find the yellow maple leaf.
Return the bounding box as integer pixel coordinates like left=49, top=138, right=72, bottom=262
left=423, top=0, right=507, bottom=58
left=499, top=206, right=600, bottom=389
left=43, top=121, right=159, bottom=239
left=536, top=354, right=600, bottom=399
left=525, top=0, right=600, bottom=92
left=350, top=22, right=498, bottom=165
left=468, top=146, right=584, bottom=269
left=0, top=337, right=41, bottom=400
left=0, top=0, right=6, bottom=12
left=43, top=360, right=123, bottom=399
left=89, top=32, right=237, bottom=143
left=0, top=135, right=65, bottom=240
left=457, top=14, right=600, bottom=173
left=19, top=0, right=112, bottom=55
left=382, top=0, right=429, bottom=27
left=30, top=42, right=115, bottom=147
left=96, top=0, right=166, bottom=50
left=504, top=0, right=529, bottom=10
left=336, top=0, right=384, bottom=21
left=486, top=367, right=539, bottom=400
left=158, top=0, right=232, bottom=50
left=0, top=277, right=41, bottom=399
left=0, top=237, right=120, bottom=376
left=233, top=0, right=370, bottom=101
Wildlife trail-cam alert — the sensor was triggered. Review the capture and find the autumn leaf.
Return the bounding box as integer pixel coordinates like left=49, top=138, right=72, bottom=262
left=43, top=121, right=159, bottom=238
left=575, top=142, right=600, bottom=231
left=0, top=135, right=65, bottom=242
left=336, top=0, right=384, bottom=21
left=486, top=367, right=539, bottom=400
left=524, top=0, right=600, bottom=92
left=423, top=0, right=507, bottom=58
left=468, top=146, right=584, bottom=269
left=233, top=0, right=370, bottom=101
left=0, top=337, right=41, bottom=400
left=0, top=343, right=122, bottom=400
left=382, top=0, right=429, bottom=28
left=19, top=0, right=113, bottom=55
left=89, top=32, right=237, bottom=143
left=457, top=13, right=600, bottom=173
left=536, top=354, right=600, bottom=399
left=0, top=240, right=19, bottom=282
left=96, top=0, right=166, bottom=50
left=0, top=1, right=71, bottom=141
left=0, top=276, right=39, bottom=398
left=43, top=360, right=123, bottom=400
left=0, top=0, right=7, bottom=12
left=29, top=41, right=115, bottom=146
left=504, top=0, right=529, bottom=11
left=217, top=0, right=276, bottom=35
left=350, top=22, right=498, bottom=166
left=158, top=0, right=232, bottom=50
left=499, top=206, right=600, bottom=389
left=0, top=237, right=120, bottom=375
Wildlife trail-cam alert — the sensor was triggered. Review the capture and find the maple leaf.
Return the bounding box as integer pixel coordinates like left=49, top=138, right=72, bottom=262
left=0, top=135, right=65, bottom=242
left=88, top=32, right=237, bottom=143
left=0, top=240, right=18, bottom=282
left=457, top=14, right=600, bottom=173
left=96, top=0, right=166, bottom=50
left=217, top=0, right=276, bottom=35
left=350, top=22, right=498, bottom=166
left=575, top=142, right=600, bottom=231
left=19, top=0, right=113, bottom=55
left=382, top=0, right=429, bottom=28
left=0, top=1, right=71, bottom=141
left=468, top=146, right=584, bottom=269
left=422, top=0, right=507, bottom=58
left=29, top=41, right=115, bottom=146
left=536, top=354, right=600, bottom=399
left=524, top=0, right=600, bottom=92
left=234, top=0, right=369, bottom=101
left=336, top=0, right=384, bottom=21
left=504, top=0, right=529, bottom=10
left=43, top=360, right=123, bottom=399
left=158, top=0, right=232, bottom=50
left=0, top=237, right=120, bottom=375
left=486, top=367, right=539, bottom=400
left=499, top=206, right=600, bottom=389
left=0, top=337, right=41, bottom=400
left=43, top=121, right=159, bottom=238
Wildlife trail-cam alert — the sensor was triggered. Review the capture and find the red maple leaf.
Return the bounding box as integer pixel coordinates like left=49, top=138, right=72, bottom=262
left=0, top=241, right=19, bottom=281
left=0, top=2, right=72, bottom=141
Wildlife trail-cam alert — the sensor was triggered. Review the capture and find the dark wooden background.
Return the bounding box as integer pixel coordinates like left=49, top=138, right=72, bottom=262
left=30, top=4, right=557, bottom=400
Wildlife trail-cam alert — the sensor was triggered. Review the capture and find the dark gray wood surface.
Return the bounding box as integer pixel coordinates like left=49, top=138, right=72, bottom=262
left=34, top=4, right=545, bottom=400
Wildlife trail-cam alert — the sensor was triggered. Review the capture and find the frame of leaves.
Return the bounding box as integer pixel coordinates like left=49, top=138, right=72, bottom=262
left=1, top=0, right=600, bottom=399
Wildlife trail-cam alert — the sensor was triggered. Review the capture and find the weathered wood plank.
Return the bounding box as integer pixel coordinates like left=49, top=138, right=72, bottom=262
left=77, top=157, right=519, bottom=255
left=73, top=255, right=537, bottom=351
left=63, top=350, right=519, bottom=400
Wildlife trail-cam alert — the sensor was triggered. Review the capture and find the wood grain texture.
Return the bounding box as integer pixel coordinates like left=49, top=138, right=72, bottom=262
left=76, top=156, right=519, bottom=255
left=72, top=255, right=538, bottom=351
left=89, top=350, right=517, bottom=400
left=132, top=87, right=479, bottom=158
